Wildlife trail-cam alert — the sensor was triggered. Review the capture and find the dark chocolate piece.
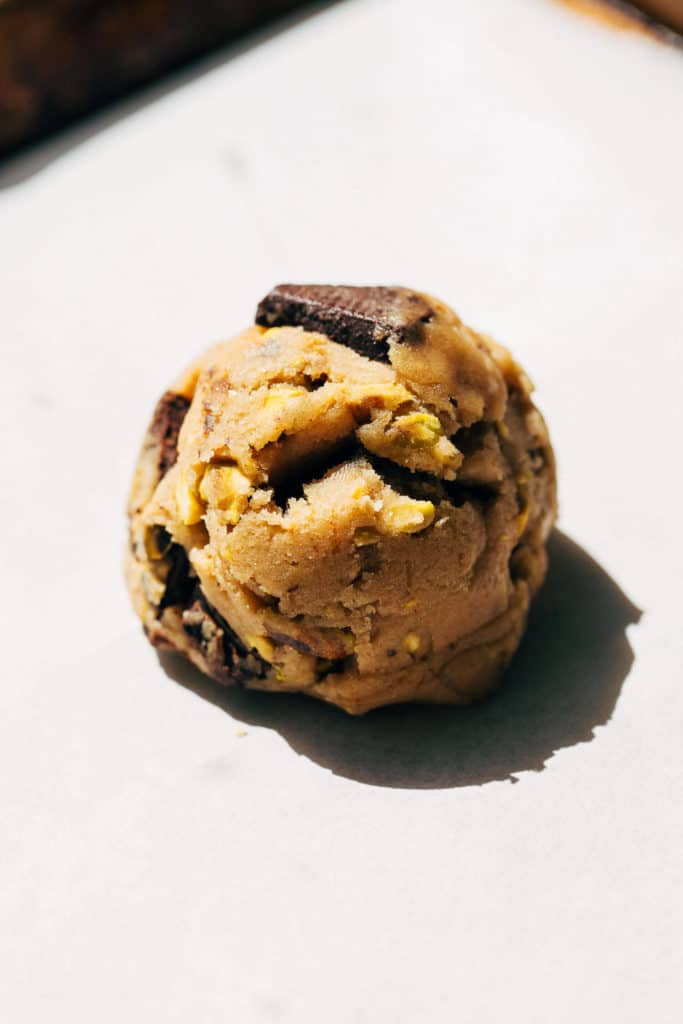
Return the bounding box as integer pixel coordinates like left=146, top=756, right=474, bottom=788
left=149, top=391, right=190, bottom=478
left=365, top=451, right=498, bottom=510
left=255, top=284, right=433, bottom=362
left=270, top=436, right=360, bottom=509
left=182, top=586, right=267, bottom=685
left=266, top=631, right=320, bottom=657
left=153, top=538, right=265, bottom=683
left=158, top=543, right=195, bottom=612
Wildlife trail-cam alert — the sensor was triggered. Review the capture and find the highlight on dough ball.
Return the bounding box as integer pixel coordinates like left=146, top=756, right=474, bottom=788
left=126, top=285, right=557, bottom=714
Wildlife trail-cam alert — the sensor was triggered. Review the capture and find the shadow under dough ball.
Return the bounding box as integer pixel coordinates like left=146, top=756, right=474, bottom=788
left=125, top=285, right=557, bottom=714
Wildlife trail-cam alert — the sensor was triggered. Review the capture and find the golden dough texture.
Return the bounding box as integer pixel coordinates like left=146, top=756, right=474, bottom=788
left=126, top=290, right=557, bottom=714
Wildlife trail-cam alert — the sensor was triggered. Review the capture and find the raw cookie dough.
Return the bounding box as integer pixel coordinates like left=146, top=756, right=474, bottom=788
left=126, top=285, right=557, bottom=714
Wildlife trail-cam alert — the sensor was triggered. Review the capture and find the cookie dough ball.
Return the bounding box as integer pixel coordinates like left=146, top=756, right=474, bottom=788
left=126, top=285, right=557, bottom=714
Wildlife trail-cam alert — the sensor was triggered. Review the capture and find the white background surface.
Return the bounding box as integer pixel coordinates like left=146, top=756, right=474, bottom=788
left=1, top=0, right=682, bottom=1020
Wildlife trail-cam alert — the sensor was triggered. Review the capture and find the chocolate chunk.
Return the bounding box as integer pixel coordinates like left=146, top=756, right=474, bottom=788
left=158, top=543, right=195, bottom=611
left=153, top=532, right=266, bottom=684
left=182, top=586, right=267, bottom=684
left=266, top=631, right=319, bottom=657
left=255, top=284, right=433, bottom=362
left=182, top=597, right=232, bottom=680
left=149, top=391, right=191, bottom=478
